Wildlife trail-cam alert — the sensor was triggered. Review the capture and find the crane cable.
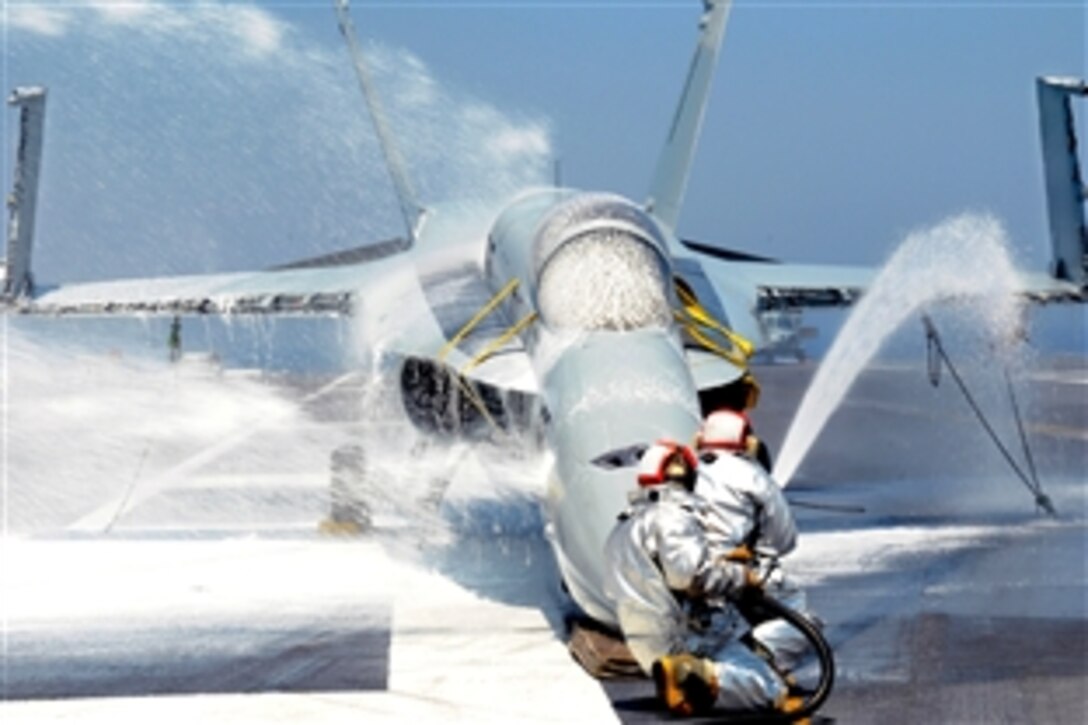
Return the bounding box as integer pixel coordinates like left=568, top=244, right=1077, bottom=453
left=922, top=314, right=1055, bottom=515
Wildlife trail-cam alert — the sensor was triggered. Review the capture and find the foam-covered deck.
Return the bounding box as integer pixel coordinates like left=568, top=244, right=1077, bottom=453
left=2, top=340, right=1085, bottom=723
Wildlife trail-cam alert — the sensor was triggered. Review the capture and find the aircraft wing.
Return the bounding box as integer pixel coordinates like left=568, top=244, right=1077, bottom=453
left=25, top=238, right=412, bottom=315
left=1010, top=269, right=1085, bottom=303
left=677, top=240, right=1081, bottom=386
left=708, top=255, right=1083, bottom=307
left=726, top=258, right=1083, bottom=305
left=674, top=249, right=871, bottom=346
left=720, top=259, right=874, bottom=310
left=685, top=240, right=1081, bottom=332
left=25, top=235, right=539, bottom=394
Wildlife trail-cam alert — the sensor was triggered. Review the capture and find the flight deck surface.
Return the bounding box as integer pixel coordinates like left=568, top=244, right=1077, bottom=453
left=2, top=357, right=1085, bottom=724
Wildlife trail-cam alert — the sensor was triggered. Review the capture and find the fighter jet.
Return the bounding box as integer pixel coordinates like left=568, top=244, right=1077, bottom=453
left=4, top=0, right=1084, bottom=631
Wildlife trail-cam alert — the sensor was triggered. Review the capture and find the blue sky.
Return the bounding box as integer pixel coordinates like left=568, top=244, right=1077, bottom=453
left=334, top=0, right=1085, bottom=268
left=3, top=0, right=1085, bottom=283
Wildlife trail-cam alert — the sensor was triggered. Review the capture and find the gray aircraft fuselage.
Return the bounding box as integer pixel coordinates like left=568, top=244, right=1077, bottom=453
left=484, top=189, right=703, bottom=624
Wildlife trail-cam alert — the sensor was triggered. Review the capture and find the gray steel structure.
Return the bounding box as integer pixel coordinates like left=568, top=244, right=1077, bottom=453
left=4, top=86, right=46, bottom=301
left=1037, top=76, right=1088, bottom=287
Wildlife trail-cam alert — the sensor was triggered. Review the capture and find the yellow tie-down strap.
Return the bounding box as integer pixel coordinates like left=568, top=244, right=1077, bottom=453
left=437, top=277, right=521, bottom=363
left=674, top=282, right=754, bottom=369
left=434, top=277, right=537, bottom=436
left=460, top=312, right=538, bottom=376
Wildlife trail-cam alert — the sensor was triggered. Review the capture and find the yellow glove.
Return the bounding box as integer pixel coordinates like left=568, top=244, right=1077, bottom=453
left=724, top=544, right=754, bottom=563
left=713, top=546, right=763, bottom=591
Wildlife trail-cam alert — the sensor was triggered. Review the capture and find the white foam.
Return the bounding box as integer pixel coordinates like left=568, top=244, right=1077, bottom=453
left=3, top=326, right=329, bottom=533
left=537, top=231, right=671, bottom=332
left=788, top=524, right=1006, bottom=583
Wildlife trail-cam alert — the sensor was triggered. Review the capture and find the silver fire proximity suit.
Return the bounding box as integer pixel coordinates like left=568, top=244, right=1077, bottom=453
left=695, top=449, right=812, bottom=674
left=603, top=483, right=790, bottom=711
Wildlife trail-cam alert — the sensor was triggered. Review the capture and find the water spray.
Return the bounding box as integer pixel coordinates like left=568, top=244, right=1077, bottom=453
left=773, top=213, right=1028, bottom=487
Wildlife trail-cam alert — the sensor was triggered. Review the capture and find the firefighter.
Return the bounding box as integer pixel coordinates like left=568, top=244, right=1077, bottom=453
left=603, top=440, right=804, bottom=718
left=695, top=408, right=816, bottom=683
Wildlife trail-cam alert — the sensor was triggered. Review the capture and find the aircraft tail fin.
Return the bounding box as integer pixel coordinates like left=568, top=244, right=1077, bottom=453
left=1037, top=76, right=1088, bottom=288
left=334, top=0, right=427, bottom=245
left=645, top=0, right=733, bottom=233
left=3, top=87, right=47, bottom=302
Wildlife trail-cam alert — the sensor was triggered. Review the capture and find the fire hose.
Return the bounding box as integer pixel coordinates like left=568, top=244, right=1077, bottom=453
left=728, top=581, right=835, bottom=722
